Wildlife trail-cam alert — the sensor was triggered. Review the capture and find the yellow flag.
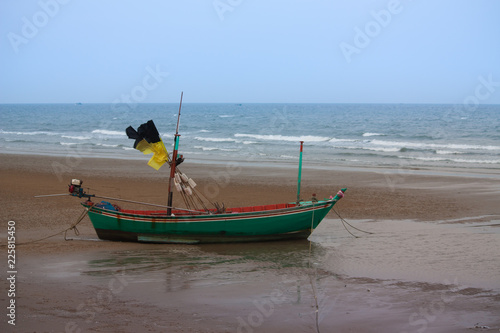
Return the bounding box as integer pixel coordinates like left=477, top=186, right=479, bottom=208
left=135, top=139, right=169, bottom=170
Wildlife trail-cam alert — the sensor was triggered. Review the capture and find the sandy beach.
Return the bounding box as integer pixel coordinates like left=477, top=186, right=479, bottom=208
left=1, top=153, right=500, bottom=332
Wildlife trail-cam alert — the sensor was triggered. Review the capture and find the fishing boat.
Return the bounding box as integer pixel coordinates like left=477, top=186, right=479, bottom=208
left=67, top=93, right=346, bottom=244
left=77, top=195, right=344, bottom=244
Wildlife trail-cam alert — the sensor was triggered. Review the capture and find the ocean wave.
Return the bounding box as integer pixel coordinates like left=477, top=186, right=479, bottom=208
left=60, top=142, right=122, bottom=148
left=0, top=130, right=60, bottom=136
left=364, top=147, right=400, bottom=152
left=329, top=138, right=357, bottom=143
left=436, top=150, right=464, bottom=155
left=193, top=145, right=239, bottom=152
left=194, top=137, right=238, bottom=143
left=362, top=132, right=385, bottom=137
left=369, top=139, right=500, bottom=151
left=235, top=133, right=330, bottom=142
left=333, top=145, right=400, bottom=153
left=401, top=155, right=500, bottom=164
left=95, top=143, right=120, bottom=148
left=3, top=138, right=37, bottom=143
left=61, top=135, right=91, bottom=140
left=91, top=129, right=124, bottom=136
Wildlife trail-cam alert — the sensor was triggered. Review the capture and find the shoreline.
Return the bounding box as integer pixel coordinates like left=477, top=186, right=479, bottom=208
left=2, top=153, right=500, bottom=224
left=3, top=150, right=500, bottom=174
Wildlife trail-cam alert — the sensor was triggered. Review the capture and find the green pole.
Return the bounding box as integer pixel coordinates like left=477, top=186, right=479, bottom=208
left=297, top=141, right=304, bottom=204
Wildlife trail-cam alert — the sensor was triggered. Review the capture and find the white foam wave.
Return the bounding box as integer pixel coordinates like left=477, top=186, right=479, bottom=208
left=0, top=130, right=59, bottom=136
left=402, top=155, right=500, bottom=164
left=363, top=147, right=400, bottom=152
left=235, top=133, right=330, bottom=142
left=329, top=138, right=357, bottom=143
left=60, top=142, right=120, bottom=148
left=333, top=145, right=400, bottom=153
left=370, top=139, right=500, bottom=151
left=193, top=145, right=239, bottom=152
left=96, top=143, right=119, bottom=148
left=362, top=132, right=384, bottom=137
left=436, top=150, right=463, bottom=155
left=62, top=135, right=91, bottom=140
left=194, top=137, right=237, bottom=143
left=91, top=129, right=124, bottom=136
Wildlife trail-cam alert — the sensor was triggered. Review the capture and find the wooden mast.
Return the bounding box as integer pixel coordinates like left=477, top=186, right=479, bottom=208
left=167, top=91, right=183, bottom=216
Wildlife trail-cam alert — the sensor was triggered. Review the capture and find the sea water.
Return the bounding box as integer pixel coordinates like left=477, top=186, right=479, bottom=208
left=1, top=103, right=499, bottom=169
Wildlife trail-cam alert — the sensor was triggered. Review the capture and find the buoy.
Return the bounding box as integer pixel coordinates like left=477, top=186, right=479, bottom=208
left=188, top=178, right=197, bottom=188
left=181, top=173, right=189, bottom=182
left=185, top=187, right=193, bottom=196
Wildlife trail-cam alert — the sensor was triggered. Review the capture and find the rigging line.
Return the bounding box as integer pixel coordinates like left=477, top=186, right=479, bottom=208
left=176, top=181, right=191, bottom=209
left=341, top=218, right=359, bottom=238
left=308, top=202, right=321, bottom=333
left=182, top=186, right=198, bottom=211
left=10, top=207, right=90, bottom=246
left=173, top=169, right=192, bottom=209
left=192, top=190, right=210, bottom=212
left=93, top=195, right=209, bottom=214
left=332, top=207, right=374, bottom=235
left=184, top=190, right=196, bottom=210
left=175, top=169, right=213, bottom=212
left=64, top=207, right=90, bottom=240
left=174, top=170, right=200, bottom=210
left=175, top=171, right=210, bottom=212
left=190, top=181, right=218, bottom=210
left=178, top=188, right=190, bottom=209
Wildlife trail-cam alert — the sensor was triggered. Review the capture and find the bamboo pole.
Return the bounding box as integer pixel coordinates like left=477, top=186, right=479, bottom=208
left=167, top=91, right=183, bottom=215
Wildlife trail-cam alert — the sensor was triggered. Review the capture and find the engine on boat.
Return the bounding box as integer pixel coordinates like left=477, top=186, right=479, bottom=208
left=68, top=179, right=85, bottom=197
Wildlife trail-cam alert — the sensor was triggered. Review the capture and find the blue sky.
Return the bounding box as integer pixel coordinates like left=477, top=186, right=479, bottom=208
left=1, top=0, right=499, bottom=104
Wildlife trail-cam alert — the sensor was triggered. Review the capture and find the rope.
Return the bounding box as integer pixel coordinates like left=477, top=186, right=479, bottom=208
left=13, top=207, right=90, bottom=246
left=308, top=202, right=321, bottom=333
left=173, top=168, right=213, bottom=213
left=332, top=207, right=374, bottom=237
left=340, top=218, right=359, bottom=238
left=64, top=207, right=89, bottom=240
left=305, top=204, right=375, bottom=331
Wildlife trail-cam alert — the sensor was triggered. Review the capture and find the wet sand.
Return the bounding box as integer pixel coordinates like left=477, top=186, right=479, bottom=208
left=1, top=153, right=500, bottom=332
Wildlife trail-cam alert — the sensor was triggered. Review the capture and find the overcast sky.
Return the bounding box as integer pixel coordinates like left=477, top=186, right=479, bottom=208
left=1, top=0, right=499, bottom=104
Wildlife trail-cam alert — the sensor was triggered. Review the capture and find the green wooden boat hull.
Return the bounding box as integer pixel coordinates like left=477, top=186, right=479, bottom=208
left=83, top=191, right=345, bottom=244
